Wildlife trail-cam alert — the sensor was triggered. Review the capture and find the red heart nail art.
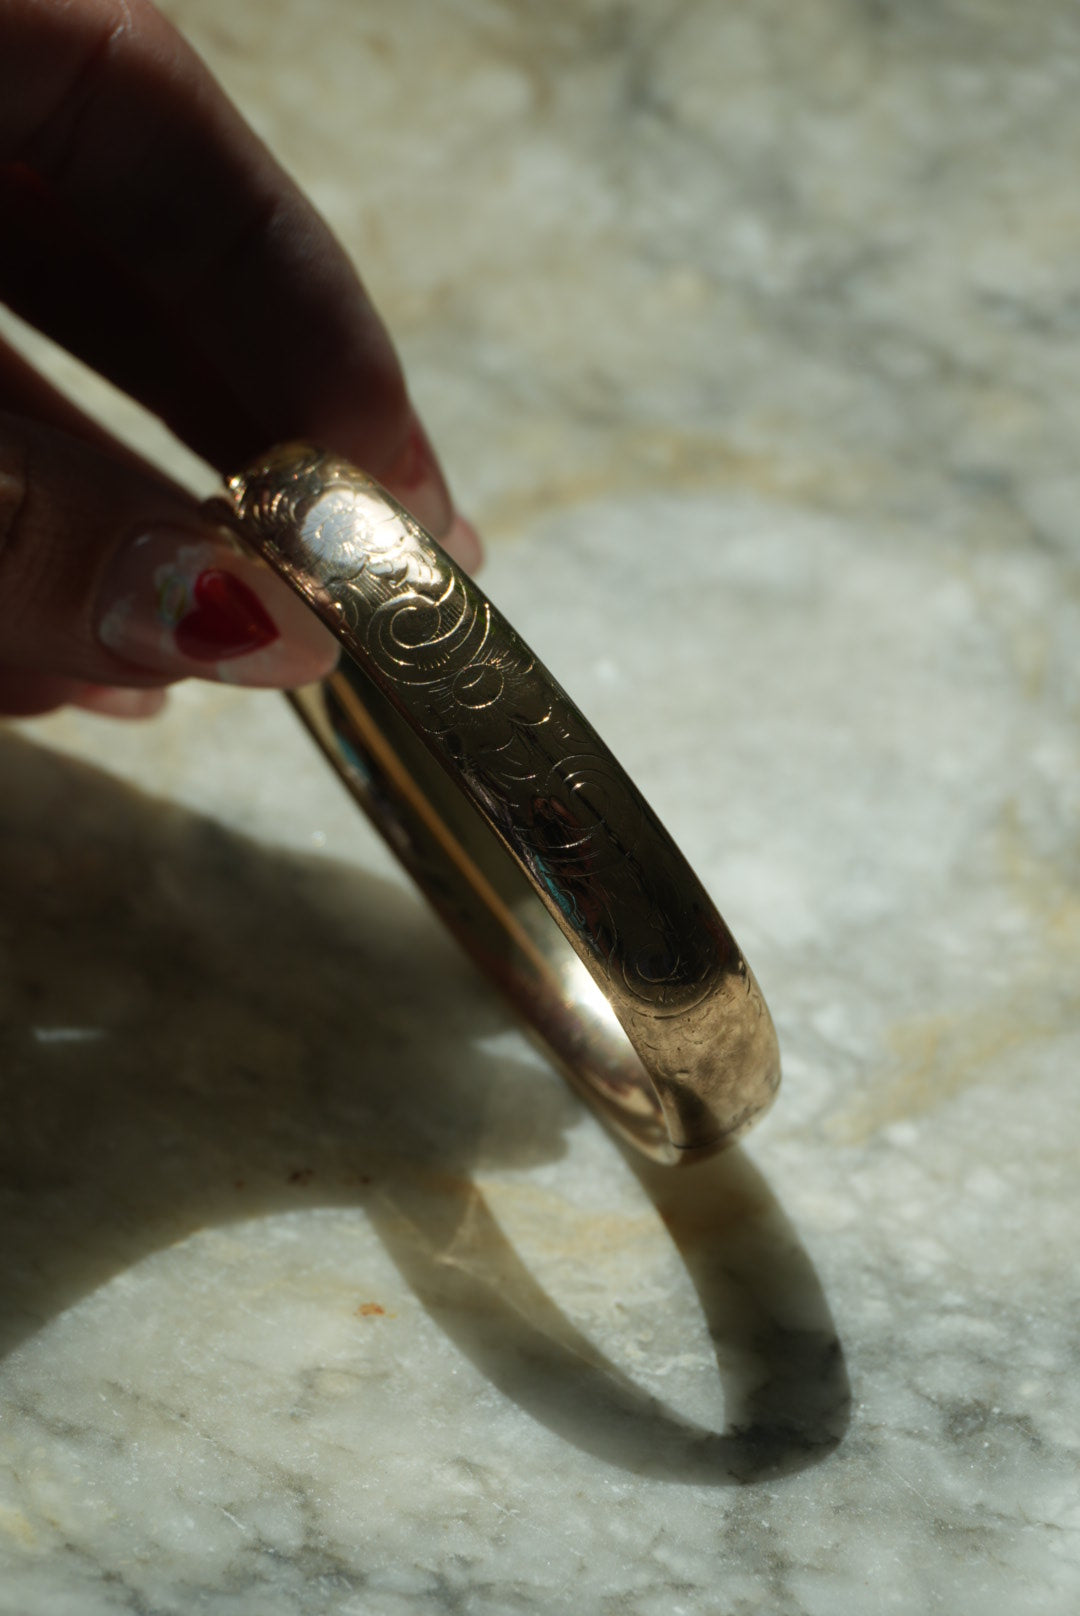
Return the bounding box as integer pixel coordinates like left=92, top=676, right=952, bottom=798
left=174, top=570, right=280, bottom=663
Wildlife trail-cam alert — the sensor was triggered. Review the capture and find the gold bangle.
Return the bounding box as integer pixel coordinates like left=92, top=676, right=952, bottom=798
left=222, top=443, right=780, bottom=1165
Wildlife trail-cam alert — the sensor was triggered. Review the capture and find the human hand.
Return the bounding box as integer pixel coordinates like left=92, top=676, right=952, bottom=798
left=0, top=0, right=481, bottom=718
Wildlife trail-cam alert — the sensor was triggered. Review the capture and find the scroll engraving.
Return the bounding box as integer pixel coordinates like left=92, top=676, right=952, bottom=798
left=228, top=444, right=780, bottom=1152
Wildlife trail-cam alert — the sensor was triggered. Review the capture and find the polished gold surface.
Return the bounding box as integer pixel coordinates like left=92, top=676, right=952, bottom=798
left=224, top=444, right=780, bottom=1163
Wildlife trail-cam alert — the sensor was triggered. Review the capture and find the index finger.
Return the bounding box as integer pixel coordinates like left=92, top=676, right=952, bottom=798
left=0, top=0, right=470, bottom=548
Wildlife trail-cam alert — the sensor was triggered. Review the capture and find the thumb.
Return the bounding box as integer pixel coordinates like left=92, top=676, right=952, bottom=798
left=0, top=413, right=341, bottom=691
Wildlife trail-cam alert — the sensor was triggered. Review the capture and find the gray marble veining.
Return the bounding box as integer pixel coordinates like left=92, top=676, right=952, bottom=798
left=1, top=2, right=1079, bottom=1612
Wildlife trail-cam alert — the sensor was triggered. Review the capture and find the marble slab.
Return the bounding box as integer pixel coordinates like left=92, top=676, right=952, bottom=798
left=1, top=2, right=1079, bottom=1612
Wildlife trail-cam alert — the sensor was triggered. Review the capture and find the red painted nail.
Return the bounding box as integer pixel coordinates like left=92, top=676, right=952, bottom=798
left=173, top=569, right=279, bottom=662
left=96, top=527, right=340, bottom=688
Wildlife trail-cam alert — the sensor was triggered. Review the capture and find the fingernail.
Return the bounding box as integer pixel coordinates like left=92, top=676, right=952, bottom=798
left=97, top=527, right=340, bottom=687
left=441, top=514, right=484, bottom=574
left=383, top=419, right=448, bottom=529
left=382, top=420, right=484, bottom=570
left=72, top=685, right=170, bottom=721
